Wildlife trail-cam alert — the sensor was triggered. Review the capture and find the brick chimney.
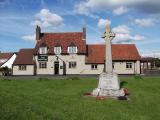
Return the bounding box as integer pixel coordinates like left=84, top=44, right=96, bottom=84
left=36, top=25, right=41, bottom=41
left=82, top=27, right=86, bottom=40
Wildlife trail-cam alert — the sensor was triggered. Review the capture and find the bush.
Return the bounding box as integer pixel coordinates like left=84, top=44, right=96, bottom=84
left=0, top=67, right=11, bottom=76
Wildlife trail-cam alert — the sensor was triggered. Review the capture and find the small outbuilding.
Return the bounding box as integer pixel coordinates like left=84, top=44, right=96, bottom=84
left=12, top=49, right=35, bottom=76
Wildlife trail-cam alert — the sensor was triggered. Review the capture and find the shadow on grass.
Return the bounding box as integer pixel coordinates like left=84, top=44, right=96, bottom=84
left=37, top=77, right=51, bottom=81
left=120, top=81, right=128, bottom=88
left=66, top=77, right=80, bottom=80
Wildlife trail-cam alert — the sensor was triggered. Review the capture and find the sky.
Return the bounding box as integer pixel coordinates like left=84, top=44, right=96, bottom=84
left=0, top=0, right=160, bottom=57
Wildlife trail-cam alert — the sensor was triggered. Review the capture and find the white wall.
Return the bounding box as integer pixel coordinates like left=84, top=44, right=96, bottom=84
left=13, top=65, right=34, bottom=75
left=1, top=54, right=16, bottom=68
left=35, top=54, right=140, bottom=75
left=112, top=61, right=140, bottom=74
left=35, top=56, right=54, bottom=75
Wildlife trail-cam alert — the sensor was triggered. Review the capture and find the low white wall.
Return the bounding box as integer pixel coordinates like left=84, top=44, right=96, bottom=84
left=13, top=65, right=34, bottom=75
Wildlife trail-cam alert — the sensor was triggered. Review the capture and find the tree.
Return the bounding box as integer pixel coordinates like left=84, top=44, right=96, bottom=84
left=0, top=67, right=11, bottom=76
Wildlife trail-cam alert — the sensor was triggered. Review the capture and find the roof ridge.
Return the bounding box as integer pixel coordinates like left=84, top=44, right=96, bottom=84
left=20, top=48, right=34, bottom=50
left=87, top=44, right=136, bottom=46
left=87, top=44, right=104, bottom=45
left=42, top=32, right=83, bottom=34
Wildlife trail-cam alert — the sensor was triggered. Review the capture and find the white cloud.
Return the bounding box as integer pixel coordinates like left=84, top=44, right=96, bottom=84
left=113, top=6, right=128, bottom=15
left=74, top=0, right=160, bottom=15
left=74, top=2, right=90, bottom=16
left=130, top=35, right=145, bottom=41
left=112, top=25, right=145, bottom=43
left=22, top=34, right=35, bottom=42
left=98, top=18, right=111, bottom=28
left=113, top=25, right=130, bottom=34
left=74, top=2, right=99, bottom=19
left=31, top=9, right=63, bottom=28
left=141, top=49, right=160, bottom=58
left=134, top=18, right=155, bottom=27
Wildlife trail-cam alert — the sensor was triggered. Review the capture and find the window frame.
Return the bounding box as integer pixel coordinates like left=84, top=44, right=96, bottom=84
left=126, top=62, right=132, bottom=69
left=19, top=65, right=27, bottom=71
left=39, top=62, right=47, bottom=69
left=91, top=64, right=98, bottom=70
left=68, top=46, right=77, bottom=54
left=39, top=47, right=47, bottom=54
left=54, top=47, right=61, bottom=55
left=69, top=61, right=77, bottom=69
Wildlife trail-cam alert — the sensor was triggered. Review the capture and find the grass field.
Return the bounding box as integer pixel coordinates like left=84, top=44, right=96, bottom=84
left=0, top=76, right=160, bottom=120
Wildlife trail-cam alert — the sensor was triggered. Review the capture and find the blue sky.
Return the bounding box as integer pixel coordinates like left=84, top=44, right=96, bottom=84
left=0, top=0, right=160, bottom=57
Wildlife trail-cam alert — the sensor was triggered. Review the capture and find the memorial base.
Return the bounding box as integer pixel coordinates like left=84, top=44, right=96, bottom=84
left=92, top=88, right=125, bottom=97
left=92, top=72, right=125, bottom=97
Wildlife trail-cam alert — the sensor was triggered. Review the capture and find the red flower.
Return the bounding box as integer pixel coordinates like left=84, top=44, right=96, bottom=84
left=83, top=92, right=91, bottom=96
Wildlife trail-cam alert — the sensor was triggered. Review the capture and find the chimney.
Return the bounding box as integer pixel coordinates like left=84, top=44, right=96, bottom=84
left=82, top=27, right=86, bottom=40
left=36, top=25, right=41, bottom=41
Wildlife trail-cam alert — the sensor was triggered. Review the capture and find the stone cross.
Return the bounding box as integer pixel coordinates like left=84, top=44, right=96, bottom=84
left=102, top=24, right=115, bottom=73
left=92, top=24, right=125, bottom=97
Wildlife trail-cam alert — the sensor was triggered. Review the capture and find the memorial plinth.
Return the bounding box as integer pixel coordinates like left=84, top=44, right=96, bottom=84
left=92, top=24, right=125, bottom=97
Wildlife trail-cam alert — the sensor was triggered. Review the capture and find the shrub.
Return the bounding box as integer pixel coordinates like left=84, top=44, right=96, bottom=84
left=0, top=67, right=11, bottom=76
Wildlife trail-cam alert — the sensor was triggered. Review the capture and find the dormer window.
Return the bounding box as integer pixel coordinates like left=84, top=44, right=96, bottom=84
left=54, top=47, right=61, bottom=54
left=39, top=47, right=47, bottom=54
left=68, top=42, right=77, bottom=54
left=68, top=46, right=77, bottom=53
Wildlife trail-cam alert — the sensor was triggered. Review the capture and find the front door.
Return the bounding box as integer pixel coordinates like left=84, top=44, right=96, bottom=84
left=54, top=62, right=59, bottom=75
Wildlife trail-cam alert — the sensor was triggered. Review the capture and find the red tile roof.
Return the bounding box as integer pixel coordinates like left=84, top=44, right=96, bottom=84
left=86, top=44, right=141, bottom=64
left=13, top=49, right=35, bottom=65
left=0, top=53, right=14, bottom=66
left=35, top=32, right=86, bottom=54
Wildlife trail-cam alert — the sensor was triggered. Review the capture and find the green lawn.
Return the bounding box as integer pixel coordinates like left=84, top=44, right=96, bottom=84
left=0, top=76, right=160, bottom=120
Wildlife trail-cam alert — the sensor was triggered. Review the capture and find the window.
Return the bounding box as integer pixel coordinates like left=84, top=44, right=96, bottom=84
left=39, top=47, right=47, bottom=54
left=54, top=47, right=61, bottom=54
left=19, top=65, right=26, bottom=71
left=91, top=64, right=98, bottom=70
left=69, top=62, right=76, bottom=68
left=39, top=62, right=47, bottom=69
left=112, top=63, right=115, bottom=69
left=126, top=62, right=132, bottom=69
left=68, top=47, right=77, bottom=53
